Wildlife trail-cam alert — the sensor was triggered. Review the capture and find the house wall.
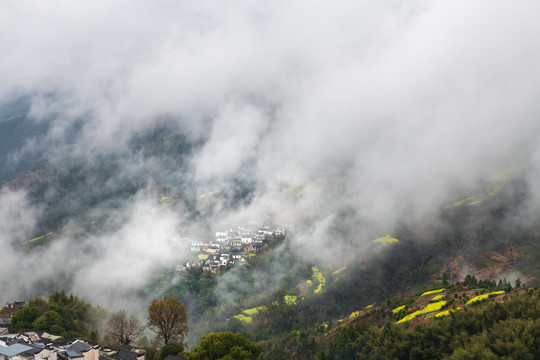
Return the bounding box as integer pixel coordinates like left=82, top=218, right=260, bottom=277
left=82, top=349, right=98, bottom=360
left=0, top=355, right=31, bottom=360
left=34, top=349, right=57, bottom=360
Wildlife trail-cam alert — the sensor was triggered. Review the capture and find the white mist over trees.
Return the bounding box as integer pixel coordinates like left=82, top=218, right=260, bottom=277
left=0, top=0, right=540, bottom=321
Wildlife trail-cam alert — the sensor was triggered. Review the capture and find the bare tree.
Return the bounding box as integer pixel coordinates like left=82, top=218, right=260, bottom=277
left=147, top=296, right=188, bottom=345
left=106, top=310, right=145, bottom=345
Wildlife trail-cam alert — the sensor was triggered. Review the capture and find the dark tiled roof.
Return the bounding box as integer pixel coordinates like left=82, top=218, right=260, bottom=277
left=8, top=338, right=27, bottom=345
left=23, top=343, right=46, bottom=355
left=68, top=340, right=92, bottom=353
left=118, top=345, right=135, bottom=352
left=51, top=340, right=68, bottom=347
left=116, top=349, right=138, bottom=360
left=65, top=348, right=84, bottom=358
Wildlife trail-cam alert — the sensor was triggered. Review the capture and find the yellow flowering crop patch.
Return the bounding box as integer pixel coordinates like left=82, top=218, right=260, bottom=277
left=243, top=306, right=266, bottom=316
left=397, top=312, right=419, bottom=324
left=487, top=184, right=502, bottom=197
left=431, top=295, right=445, bottom=301
left=374, top=235, right=399, bottom=244
left=312, top=267, right=326, bottom=294
left=284, top=295, right=297, bottom=305
left=443, top=197, right=481, bottom=209
left=466, top=293, right=489, bottom=305
left=29, top=232, right=52, bottom=243
left=339, top=311, right=360, bottom=323
left=199, top=189, right=223, bottom=200
left=392, top=305, right=406, bottom=314
left=435, top=307, right=461, bottom=318
left=397, top=301, right=447, bottom=324
left=466, top=291, right=505, bottom=305
left=332, top=266, right=347, bottom=275
left=421, top=301, right=447, bottom=314
left=159, top=196, right=169, bottom=204
left=421, top=289, right=444, bottom=297
left=397, top=312, right=418, bottom=324
left=234, top=314, right=253, bottom=323
left=239, top=296, right=299, bottom=323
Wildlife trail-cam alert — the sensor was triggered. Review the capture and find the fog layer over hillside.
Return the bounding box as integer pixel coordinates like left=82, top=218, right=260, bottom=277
left=1, top=1, right=540, bottom=312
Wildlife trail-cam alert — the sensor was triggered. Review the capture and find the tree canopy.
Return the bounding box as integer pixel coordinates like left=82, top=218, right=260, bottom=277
left=189, top=332, right=262, bottom=360
left=160, top=343, right=184, bottom=360
left=9, top=290, right=105, bottom=342
left=106, top=310, right=145, bottom=346
left=148, top=296, right=188, bottom=346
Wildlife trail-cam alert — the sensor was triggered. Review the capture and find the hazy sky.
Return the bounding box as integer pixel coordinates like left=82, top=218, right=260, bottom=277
left=1, top=0, right=540, bottom=312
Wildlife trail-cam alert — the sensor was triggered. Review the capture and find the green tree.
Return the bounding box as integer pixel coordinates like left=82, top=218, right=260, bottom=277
left=442, top=272, right=449, bottom=286
left=198, top=272, right=217, bottom=310
left=189, top=332, right=262, bottom=360
left=29, top=297, right=49, bottom=314
left=50, top=324, right=66, bottom=335
left=33, top=310, right=63, bottom=331
left=160, top=343, right=184, bottom=360
left=11, top=306, right=39, bottom=331
left=141, top=345, right=159, bottom=360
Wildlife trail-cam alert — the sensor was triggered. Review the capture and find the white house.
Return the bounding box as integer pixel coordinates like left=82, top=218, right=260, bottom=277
left=63, top=340, right=99, bottom=360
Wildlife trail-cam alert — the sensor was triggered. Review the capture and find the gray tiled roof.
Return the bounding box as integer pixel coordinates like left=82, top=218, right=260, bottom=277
left=65, top=348, right=84, bottom=358
left=23, top=343, right=46, bottom=355
left=68, top=340, right=92, bottom=353
left=0, top=343, right=33, bottom=357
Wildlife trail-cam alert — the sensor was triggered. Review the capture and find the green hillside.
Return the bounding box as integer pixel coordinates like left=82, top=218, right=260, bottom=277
left=3, top=97, right=540, bottom=358
left=139, top=174, right=540, bottom=357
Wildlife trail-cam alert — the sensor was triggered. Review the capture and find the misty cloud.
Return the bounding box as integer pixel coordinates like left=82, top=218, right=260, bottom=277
left=0, top=188, right=184, bottom=309
left=1, top=0, right=540, bottom=318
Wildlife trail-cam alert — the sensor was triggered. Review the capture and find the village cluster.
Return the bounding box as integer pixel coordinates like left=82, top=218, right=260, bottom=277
left=0, top=328, right=145, bottom=360
left=174, top=224, right=293, bottom=273
left=0, top=224, right=294, bottom=360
